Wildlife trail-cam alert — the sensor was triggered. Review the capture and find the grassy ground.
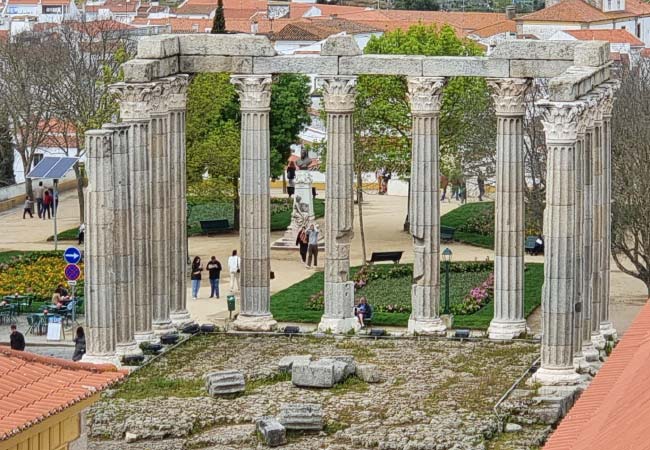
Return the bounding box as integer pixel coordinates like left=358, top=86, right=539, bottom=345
left=440, top=201, right=494, bottom=249
left=270, top=262, right=544, bottom=329
left=0, top=251, right=28, bottom=264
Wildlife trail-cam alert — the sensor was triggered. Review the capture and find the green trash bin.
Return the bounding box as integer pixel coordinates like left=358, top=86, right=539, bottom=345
left=227, top=295, right=236, bottom=319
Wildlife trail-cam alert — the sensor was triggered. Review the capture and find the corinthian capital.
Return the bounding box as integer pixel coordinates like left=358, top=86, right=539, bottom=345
left=110, top=81, right=156, bottom=121
left=230, top=75, right=272, bottom=111
left=487, top=78, right=530, bottom=116
left=164, top=74, right=190, bottom=111
left=407, top=77, right=445, bottom=115
left=318, top=76, right=357, bottom=113
left=539, top=100, right=584, bottom=144
left=598, top=80, right=619, bottom=118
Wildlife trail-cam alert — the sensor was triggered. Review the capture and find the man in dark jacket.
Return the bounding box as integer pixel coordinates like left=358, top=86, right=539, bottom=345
left=10, top=324, right=25, bottom=351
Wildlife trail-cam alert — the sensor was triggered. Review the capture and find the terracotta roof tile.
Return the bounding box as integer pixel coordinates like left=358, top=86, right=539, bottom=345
left=0, top=346, right=126, bottom=441
left=521, top=0, right=650, bottom=22
left=564, top=28, right=644, bottom=45
left=543, top=300, right=650, bottom=450
left=471, top=18, right=516, bottom=37
left=273, top=18, right=380, bottom=40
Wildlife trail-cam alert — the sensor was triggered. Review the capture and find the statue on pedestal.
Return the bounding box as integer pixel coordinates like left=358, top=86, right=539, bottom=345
left=291, top=195, right=310, bottom=231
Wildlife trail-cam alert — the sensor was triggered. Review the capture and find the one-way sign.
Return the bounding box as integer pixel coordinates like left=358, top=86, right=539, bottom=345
left=63, top=246, right=82, bottom=264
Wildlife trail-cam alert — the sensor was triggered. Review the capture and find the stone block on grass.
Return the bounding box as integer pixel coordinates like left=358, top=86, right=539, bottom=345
left=256, top=417, right=287, bottom=447
left=356, top=363, right=381, bottom=383
left=278, top=403, right=324, bottom=430
left=278, top=355, right=311, bottom=373
left=205, top=370, right=245, bottom=396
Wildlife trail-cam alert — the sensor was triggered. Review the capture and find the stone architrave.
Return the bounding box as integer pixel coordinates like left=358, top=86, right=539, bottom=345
left=167, top=75, right=195, bottom=329
left=317, top=76, right=360, bottom=334
left=406, top=76, right=447, bottom=335
left=82, top=129, right=120, bottom=367
left=486, top=78, right=530, bottom=340
left=105, top=123, right=142, bottom=358
left=532, top=100, right=583, bottom=386
left=230, top=75, right=277, bottom=331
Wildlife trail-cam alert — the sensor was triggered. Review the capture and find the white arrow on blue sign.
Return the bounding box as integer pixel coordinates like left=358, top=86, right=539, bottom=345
left=63, top=246, right=82, bottom=264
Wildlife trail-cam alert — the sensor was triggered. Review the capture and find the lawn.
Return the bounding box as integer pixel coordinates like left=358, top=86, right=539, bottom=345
left=270, top=262, right=544, bottom=330
left=0, top=251, right=28, bottom=265
left=440, top=201, right=495, bottom=249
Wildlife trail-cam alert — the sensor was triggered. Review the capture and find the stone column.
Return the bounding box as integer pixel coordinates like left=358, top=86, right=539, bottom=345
left=318, top=76, right=359, bottom=334
left=82, top=129, right=120, bottom=367
left=105, top=123, right=141, bottom=358
left=591, top=99, right=606, bottom=350
left=110, top=82, right=157, bottom=344
left=230, top=75, right=277, bottom=331
left=532, top=101, right=583, bottom=386
left=599, top=82, right=618, bottom=341
left=406, top=77, right=446, bottom=335
left=167, top=75, right=194, bottom=329
left=487, top=78, right=530, bottom=340
left=149, top=81, right=175, bottom=336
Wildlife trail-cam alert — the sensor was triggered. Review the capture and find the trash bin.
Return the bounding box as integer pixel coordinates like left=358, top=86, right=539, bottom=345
left=227, top=295, right=236, bottom=319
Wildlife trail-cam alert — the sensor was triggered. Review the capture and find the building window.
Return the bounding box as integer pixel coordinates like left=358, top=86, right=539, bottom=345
left=608, top=0, right=612, bottom=9
left=43, top=5, right=62, bottom=13
left=637, top=23, right=642, bottom=37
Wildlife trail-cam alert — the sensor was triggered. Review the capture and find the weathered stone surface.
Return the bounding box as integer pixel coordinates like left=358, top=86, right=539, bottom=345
left=180, top=55, right=252, bottom=74
left=122, top=58, right=179, bottom=82
left=278, top=355, right=311, bottom=373
left=356, top=363, right=381, bottom=383
left=321, top=34, right=361, bottom=56
left=137, top=35, right=180, bottom=59
left=178, top=33, right=276, bottom=56
left=574, top=41, right=610, bottom=67
left=505, top=423, right=523, bottom=432
left=339, top=55, right=423, bottom=76
left=509, top=59, right=572, bottom=78
left=205, top=370, right=245, bottom=395
left=492, top=40, right=577, bottom=60
left=256, top=417, right=286, bottom=447
left=548, top=66, right=610, bottom=102
left=253, top=55, right=338, bottom=75
left=329, top=355, right=356, bottom=377
left=422, top=56, right=509, bottom=77
left=292, top=359, right=340, bottom=388
left=278, top=403, right=324, bottom=431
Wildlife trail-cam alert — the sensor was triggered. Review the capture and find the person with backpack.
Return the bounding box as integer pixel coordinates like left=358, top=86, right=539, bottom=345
left=295, top=226, right=309, bottom=265
left=206, top=256, right=222, bottom=299
left=42, top=190, right=52, bottom=219
left=190, top=256, right=203, bottom=299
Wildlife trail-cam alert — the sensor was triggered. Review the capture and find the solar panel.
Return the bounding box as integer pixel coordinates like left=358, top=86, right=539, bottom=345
left=27, top=157, right=79, bottom=180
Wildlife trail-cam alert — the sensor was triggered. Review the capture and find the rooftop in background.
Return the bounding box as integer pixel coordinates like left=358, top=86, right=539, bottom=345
left=272, top=17, right=381, bottom=40
left=520, top=0, right=650, bottom=22
left=563, top=28, right=645, bottom=46
left=0, top=346, right=126, bottom=441
left=543, top=299, right=650, bottom=450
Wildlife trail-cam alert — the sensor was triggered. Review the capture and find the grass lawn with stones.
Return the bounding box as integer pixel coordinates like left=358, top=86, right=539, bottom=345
left=87, top=333, right=540, bottom=449
left=270, top=262, right=544, bottom=329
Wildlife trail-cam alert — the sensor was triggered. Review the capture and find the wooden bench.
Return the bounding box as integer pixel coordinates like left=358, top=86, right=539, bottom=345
left=525, top=236, right=543, bottom=255
left=441, top=226, right=455, bottom=242
left=200, top=219, right=231, bottom=235
left=368, top=251, right=403, bottom=264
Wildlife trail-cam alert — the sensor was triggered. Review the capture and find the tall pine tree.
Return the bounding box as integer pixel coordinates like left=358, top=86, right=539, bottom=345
left=211, top=0, right=226, bottom=34
left=0, top=112, right=15, bottom=187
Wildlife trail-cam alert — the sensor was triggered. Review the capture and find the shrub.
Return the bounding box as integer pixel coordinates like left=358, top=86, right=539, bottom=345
left=457, top=207, right=494, bottom=236
left=450, top=272, right=494, bottom=316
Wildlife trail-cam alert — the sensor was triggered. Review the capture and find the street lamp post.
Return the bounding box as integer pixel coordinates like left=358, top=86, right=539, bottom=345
left=442, top=247, right=452, bottom=315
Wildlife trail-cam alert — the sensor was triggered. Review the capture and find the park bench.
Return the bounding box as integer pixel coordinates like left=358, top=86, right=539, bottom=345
left=200, top=219, right=231, bottom=235
left=368, top=251, right=403, bottom=265
left=441, top=226, right=455, bottom=242
left=525, top=235, right=544, bottom=255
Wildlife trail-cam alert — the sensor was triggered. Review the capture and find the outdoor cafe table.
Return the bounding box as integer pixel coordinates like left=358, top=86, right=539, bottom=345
left=3, top=295, right=31, bottom=313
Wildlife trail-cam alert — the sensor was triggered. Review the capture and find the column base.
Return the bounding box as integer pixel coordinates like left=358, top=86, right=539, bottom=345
left=318, top=317, right=360, bottom=334
left=582, top=341, right=600, bottom=362
left=408, top=318, right=446, bottom=335
left=134, top=331, right=159, bottom=345
left=592, top=332, right=606, bottom=350
left=116, top=341, right=144, bottom=358
left=81, top=353, right=121, bottom=368
left=152, top=320, right=177, bottom=337
left=487, top=319, right=527, bottom=341
left=232, top=314, right=277, bottom=332
left=573, top=353, right=590, bottom=373
left=530, top=367, right=581, bottom=386
left=600, top=321, right=618, bottom=341
left=170, top=310, right=195, bottom=329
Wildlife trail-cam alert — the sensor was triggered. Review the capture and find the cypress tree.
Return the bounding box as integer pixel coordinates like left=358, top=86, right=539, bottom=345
left=211, top=0, right=226, bottom=34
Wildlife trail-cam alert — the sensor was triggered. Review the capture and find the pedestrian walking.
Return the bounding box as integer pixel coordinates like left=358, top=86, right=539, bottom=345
left=78, top=223, right=85, bottom=245
left=206, top=256, right=222, bottom=299
left=477, top=173, right=485, bottom=202
left=287, top=161, right=297, bottom=198
left=42, top=190, right=52, bottom=219
left=459, top=182, right=467, bottom=204
left=190, top=256, right=203, bottom=299
left=34, top=181, right=44, bottom=218
left=440, top=175, right=448, bottom=201
left=22, top=196, right=34, bottom=219
left=306, top=224, right=319, bottom=268
left=382, top=170, right=391, bottom=194
left=9, top=324, right=25, bottom=351
left=228, top=250, right=241, bottom=292
left=375, top=169, right=383, bottom=194
left=72, top=326, right=86, bottom=361
left=296, top=226, right=309, bottom=265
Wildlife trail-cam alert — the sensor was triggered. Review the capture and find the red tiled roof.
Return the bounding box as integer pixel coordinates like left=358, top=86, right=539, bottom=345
left=85, top=0, right=139, bottom=13
left=273, top=17, right=380, bottom=41
left=520, top=0, right=650, bottom=22
left=0, top=346, right=126, bottom=441
left=472, top=18, right=516, bottom=37
left=564, top=28, right=645, bottom=46
left=543, top=300, right=650, bottom=450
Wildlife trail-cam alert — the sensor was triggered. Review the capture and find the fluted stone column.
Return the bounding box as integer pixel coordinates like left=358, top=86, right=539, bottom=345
left=591, top=99, right=606, bottom=350
left=318, top=76, right=359, bottom=334
left=230, top=75, right=277, bottom=332
left=111, top=82, right=157, bottom=344
left=406, top=77, right=446, bottom=335
left=167, top=75, right=194, bottom=329
left=487, top=78, right=530, bottom=340
left=105, top=123, right=141, bottom=358
left=150, top=81, right=175, bottom=336
left=82, top=129, right=120, bottom=367
left=532, top=101, right=583, bottom=386
left=599, top=82, right=618, bottom=341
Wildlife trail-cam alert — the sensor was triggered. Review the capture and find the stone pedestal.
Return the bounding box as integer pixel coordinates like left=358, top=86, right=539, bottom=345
left=231, top=75, right=277, bottom=332
left=318, top=76, right=358, bottom=334
left=487, top=78, right=530, bottom=340
left=406, top=77, right=447, bottom=335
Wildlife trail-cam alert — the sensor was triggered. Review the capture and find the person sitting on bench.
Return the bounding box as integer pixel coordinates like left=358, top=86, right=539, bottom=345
left=534, top=235, right=544, bottom=255
left=354, top=296, right=372, bottom=328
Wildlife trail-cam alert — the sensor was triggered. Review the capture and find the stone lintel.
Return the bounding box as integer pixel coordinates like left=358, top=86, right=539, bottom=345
left=137, top=34, right=180, bottom=59
left=574, top=41, right=610, bottom=67
left=321, top=34, right=362, bottom=56
left=548, top=65, right=611, bottom=102
left=178, top=33, right=276, bottom=57
left=509, top=59, right=573, bottom=78
left=339, top=55, right=424, bottom=76
left=122, top=58, right=179, bottom=83
left=423, top=56, right=509, bottom=78
left=491, top=40, right=577, bottom=61
left=253, top=55, right=338, bottom=75
left=180, top=55, right=252, bottom=74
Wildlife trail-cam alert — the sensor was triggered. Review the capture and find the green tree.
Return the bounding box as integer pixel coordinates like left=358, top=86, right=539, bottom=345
left=0, top=111, right=14, bottom=187
left=211, top=0, right=226, bottom=34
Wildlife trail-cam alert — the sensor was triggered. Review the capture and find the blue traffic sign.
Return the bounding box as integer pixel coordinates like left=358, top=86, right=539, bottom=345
left=63, top=246, right=82, bottom=264
left=64, top=264, right=81, bottom=281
